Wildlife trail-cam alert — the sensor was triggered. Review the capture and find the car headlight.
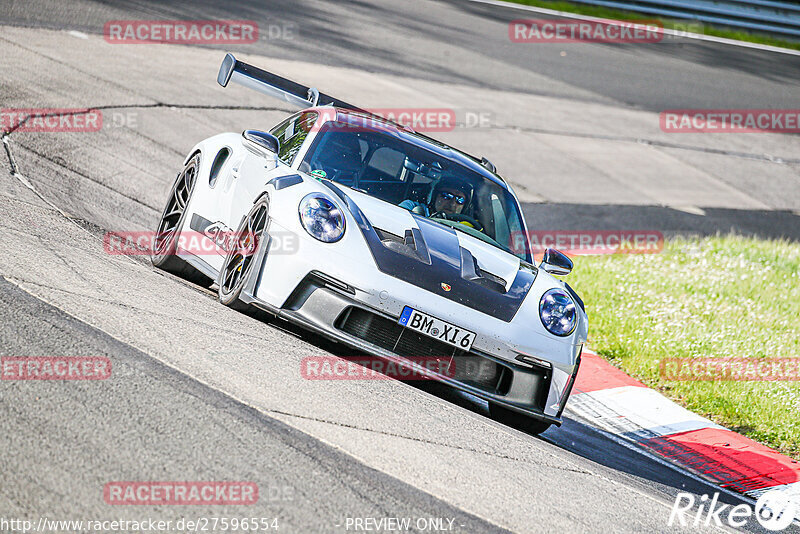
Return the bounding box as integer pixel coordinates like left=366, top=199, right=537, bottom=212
left=299, top=193, right=345, bottom=243
left=539, top=288, right=577, bottom=336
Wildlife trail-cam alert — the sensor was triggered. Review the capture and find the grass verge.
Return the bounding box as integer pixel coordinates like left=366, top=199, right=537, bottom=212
left=501, top=0, right=800, bottom=51
left=569, top=234, right=800, bottom=458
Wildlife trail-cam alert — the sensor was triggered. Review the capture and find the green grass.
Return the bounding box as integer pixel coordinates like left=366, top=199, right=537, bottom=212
left=503, top=0, right=800, bottom=51
left=568, top=235, right=800, bottom=458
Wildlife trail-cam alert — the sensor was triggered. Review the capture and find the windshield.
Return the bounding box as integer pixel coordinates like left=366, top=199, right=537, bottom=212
left=302, top=121, right=531, bottom=262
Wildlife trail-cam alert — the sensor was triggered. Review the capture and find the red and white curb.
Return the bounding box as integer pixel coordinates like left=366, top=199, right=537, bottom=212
left=567, top=351, right=800, bottom=519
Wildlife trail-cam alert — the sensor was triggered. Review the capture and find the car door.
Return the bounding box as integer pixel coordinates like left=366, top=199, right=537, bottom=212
left=200, top=111, right=319, bottom=272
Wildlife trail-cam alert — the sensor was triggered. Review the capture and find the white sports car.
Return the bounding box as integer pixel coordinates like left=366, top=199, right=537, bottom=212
left=152, top=53, right=588, bottom=434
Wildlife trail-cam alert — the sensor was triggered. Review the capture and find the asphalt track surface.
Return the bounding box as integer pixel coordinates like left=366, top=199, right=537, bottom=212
left=5, top=0, right=800, bottom=110
left=0, top=1, right=799, bottom=533
left=4, top=0, right=800, bottom=237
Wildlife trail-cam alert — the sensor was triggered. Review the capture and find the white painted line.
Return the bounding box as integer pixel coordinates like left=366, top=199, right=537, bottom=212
left=465, top=0, right=800, bottom=56
left=565, top=405, right=761, bottom=518
left=568, top=352, right=800, bottom=526
left=572, top=386, right=723, bottom=439
left=670, top=205, right=707, bottom=216
left=68, top=30, right=89, bottom=40
left=580, top=415, right=800, bottom=530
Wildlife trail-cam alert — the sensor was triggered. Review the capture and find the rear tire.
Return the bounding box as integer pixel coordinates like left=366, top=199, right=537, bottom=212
left=151, top=154, right=212, bottom=287
left=489, top=403, right=552, bottom=435
left=218, top=196, right=271, bottom=319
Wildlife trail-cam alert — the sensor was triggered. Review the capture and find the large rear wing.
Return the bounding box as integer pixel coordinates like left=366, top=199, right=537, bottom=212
left=217, top=53, right=363, bottom=112
left=217, top=53, right=499, bottom=175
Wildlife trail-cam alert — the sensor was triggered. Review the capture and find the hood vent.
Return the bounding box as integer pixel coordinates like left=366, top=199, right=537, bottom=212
left=460, top=247, right=506, bottom=294
left=374, top=227, right=430, bottom=264
left=374, top=227, right=506, bottom=294
left=478, top=268, right=507, bottom=290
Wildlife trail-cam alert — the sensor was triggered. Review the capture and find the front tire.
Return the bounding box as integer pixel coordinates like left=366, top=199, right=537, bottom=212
left=151, top=154, right=212, bottom=287
left=489, top=403, right=552, bottom=435
left=218, top=196, right=270, bottom=316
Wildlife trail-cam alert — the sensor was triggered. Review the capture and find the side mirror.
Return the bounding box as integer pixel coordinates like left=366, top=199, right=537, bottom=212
left=243, top=130, right=280, bottom=154
left=540, top=248, right=572, bottom=276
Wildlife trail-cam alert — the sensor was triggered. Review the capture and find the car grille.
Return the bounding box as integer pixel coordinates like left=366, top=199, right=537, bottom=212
left=335, top=307, right=512, bottom=395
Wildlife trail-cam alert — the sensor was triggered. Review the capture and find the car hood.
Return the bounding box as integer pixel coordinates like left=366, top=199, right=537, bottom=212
left=326, top=184, right=535, bottom=323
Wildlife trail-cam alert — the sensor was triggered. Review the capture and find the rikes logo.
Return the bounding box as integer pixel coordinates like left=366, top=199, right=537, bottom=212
left=440, top=283, right=451, bottom=292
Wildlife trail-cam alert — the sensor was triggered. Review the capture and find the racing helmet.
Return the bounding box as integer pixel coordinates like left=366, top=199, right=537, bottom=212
left=428, top=175, right=474, bottom=212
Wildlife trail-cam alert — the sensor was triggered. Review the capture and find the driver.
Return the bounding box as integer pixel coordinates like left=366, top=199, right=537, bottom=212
left=400, top=176, right=473, bottom=219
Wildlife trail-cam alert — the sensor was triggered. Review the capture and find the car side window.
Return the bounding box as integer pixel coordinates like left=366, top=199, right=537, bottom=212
left=269, top=111, right=318, bottom=166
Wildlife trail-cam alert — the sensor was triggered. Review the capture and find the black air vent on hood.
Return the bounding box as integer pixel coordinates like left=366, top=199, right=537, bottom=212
left=374, top=227, right=430, bottom=264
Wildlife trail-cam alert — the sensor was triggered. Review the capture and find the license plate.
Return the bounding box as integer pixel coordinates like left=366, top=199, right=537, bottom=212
left=398, top=306, right=476, bottom=351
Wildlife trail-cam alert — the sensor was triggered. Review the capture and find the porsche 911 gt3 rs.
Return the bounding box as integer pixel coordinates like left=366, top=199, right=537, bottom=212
left=152, top=53, right=588, bottom=434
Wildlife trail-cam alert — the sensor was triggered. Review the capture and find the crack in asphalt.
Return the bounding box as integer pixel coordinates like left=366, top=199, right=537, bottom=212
left=264, top=408, right=601, bottom=476
left=1, top=271, right=620, bottom=484
left=2, top=131, right=20, bottom=173
left=1, top=104, right=295, bottom=216
left=265, top=405, right=691, bottom=511
left=3, top=261, right=609, bottom=480
left=1, top=103, right=294, bottom=137
left=0, top=270, right=634, bottom=484
left=1, top=134, right=72, bottom=219
left=7, top=277, right=268, bottom=341
left=0, top=275, right=511, bottom=532
left=476, top=124, right=800, bottom=166
left=274, top=411, right=603, bottom=479
left=1, top=138, right=749, bottom=532
left=1, top=97, right=795, bottom=507
left=4, top=272, right=604, bottom=481
left=2, top=27, right=796, bottom=174
left=6, top=103, right=796, bottom=180
left=12, top=139, right=161, bottom=212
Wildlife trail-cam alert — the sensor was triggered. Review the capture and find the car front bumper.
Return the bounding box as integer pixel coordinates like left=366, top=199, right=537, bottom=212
left=241, top=263, right=568, bottom=426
